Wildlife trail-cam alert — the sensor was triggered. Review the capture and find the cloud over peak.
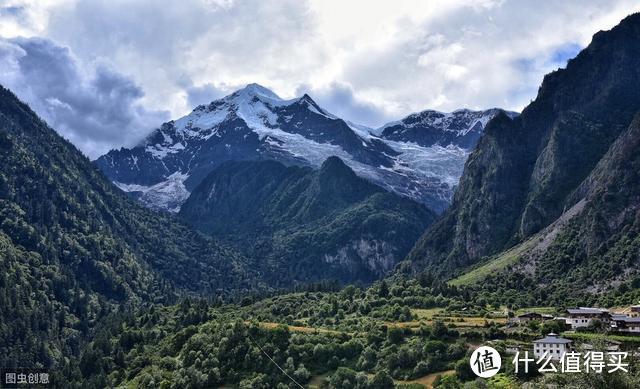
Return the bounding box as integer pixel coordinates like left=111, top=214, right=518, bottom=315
left=0, top=36, right=169, bottom=158
left=0, top=0, right=639, bottom=156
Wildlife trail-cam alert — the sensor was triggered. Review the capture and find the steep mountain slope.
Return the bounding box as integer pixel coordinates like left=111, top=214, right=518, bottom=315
left=407, top=13, right=640, bottom=280
left=96, top=85, right=508, bottom=213
left=460, top=113, right=640, bottom=306
left=377, top=108, right=517, bottom=149
left=179, top=157, right=436, bottom=285
left=0, top=85, right=257, bottom=367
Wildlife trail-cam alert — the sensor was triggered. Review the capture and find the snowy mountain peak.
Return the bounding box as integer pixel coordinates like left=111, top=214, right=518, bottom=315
left=96, top=83, right=514, bottom=214
left=232, top=83, right=283, bottom=102
left=296, top=93, right=335, bottom=118
left=377, top=108, right=518, bottom=149
left=298, top=93, right=314, bottom=104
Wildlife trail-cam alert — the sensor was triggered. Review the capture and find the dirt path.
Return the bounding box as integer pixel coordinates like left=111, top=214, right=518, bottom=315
left=308, top=373, right=329, bottom=388
left=386, top=317, right=506, bottom=329
left=252, top=321, right=348, bottom=335
left=396, top=369, right=456, bottom=388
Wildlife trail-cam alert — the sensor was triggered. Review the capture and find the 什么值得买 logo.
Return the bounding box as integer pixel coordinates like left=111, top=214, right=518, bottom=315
left=470, top=346, right=502, bottom=378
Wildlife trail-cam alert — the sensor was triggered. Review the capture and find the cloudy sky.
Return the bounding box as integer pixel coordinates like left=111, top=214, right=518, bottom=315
left=1, top=0, right=639, bottom=158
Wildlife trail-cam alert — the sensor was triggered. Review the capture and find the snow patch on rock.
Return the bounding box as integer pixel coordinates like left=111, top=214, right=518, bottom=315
left=116, top=171, right=190, bottom=213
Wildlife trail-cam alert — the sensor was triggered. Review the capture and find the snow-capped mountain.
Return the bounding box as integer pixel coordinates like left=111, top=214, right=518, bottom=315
left=376, top=108, right=519, bottom=148
left=95, top=84, right=513, bottom=213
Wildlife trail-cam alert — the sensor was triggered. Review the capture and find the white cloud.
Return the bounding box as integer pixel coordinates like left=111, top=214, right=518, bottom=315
left=297, top=82, right=389, bottom=127
left=0, top=0, right=639, bottom=155
left=0, top=0, right=69, bottom=37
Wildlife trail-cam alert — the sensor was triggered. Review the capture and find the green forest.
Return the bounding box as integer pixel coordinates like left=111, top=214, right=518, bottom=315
left=64, top=278, right=640, bottom=388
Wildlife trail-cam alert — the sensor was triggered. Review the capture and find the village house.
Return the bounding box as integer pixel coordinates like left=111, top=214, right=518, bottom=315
left=510, top=312, right=554, bottom=325
left=565, top=307, right=610, bottom=329
left=511, top=312, right=542, bottom=324
left=611, top=315, right=640, bottom=333
left=630, top=305, right=640, bottom=318
left=533, top=333, right=572, bottom=361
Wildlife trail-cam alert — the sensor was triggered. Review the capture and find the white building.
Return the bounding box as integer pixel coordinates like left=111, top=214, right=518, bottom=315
left=533, top=333, right=572, bottom=361
left=565, top=307, right=610, bottom=329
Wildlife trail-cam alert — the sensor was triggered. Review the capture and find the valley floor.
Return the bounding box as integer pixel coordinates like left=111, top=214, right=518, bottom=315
left=67, top=279, right=640, bottom=388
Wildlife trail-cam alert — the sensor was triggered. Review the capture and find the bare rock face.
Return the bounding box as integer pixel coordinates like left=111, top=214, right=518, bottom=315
left=323, top=239, right=396, bottom=277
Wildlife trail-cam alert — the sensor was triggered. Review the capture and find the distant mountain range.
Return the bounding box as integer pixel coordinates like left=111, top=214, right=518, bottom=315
left=95, top=85, right=514, bottom=213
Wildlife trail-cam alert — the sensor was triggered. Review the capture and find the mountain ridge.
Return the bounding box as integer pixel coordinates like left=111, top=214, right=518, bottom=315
left=453, top=111, right=640, bottom=306
left=376, top=108, right=518, bottom=149
left=406, top=12, right=640, bottom=288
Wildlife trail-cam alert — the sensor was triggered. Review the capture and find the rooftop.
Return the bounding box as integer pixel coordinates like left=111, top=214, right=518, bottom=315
left=533, top=333, right=572, bottom=344
left=611, top=314, right=630, bottom=319
left=615, top=316, right=640, bottom=323
left=566, top=307, right=608, bottom=315
left=517, top=312, right=542, bottom=318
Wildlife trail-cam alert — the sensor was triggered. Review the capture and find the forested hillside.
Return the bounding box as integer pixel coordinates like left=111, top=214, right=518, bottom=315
left=0, top=86, right=259, bottom=368
left=180, top=157, right=436, bottom=285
